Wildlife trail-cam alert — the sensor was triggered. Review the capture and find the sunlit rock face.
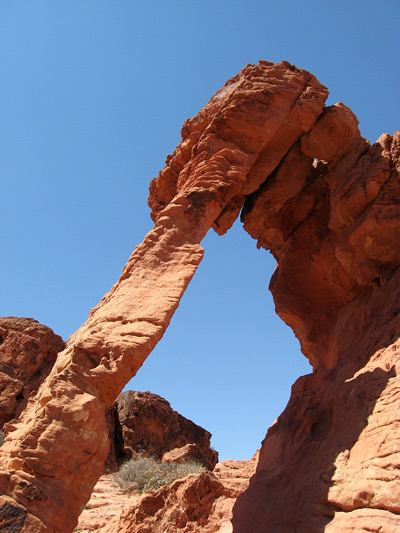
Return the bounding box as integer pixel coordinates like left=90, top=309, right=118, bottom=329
left=0, top=60, right=398, bottom=532
left=0, top=317, right=65, bottom=427
left=104, top=390, right=219, bottom=473
left=93, top=456, right=259, bottom=533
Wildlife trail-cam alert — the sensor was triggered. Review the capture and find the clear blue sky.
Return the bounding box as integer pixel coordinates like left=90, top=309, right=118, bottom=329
left=1, top=1, right=399, bottom=460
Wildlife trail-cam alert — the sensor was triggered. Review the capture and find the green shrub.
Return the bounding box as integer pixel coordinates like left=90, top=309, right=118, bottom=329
left=114, top=455, right=204, bottom=493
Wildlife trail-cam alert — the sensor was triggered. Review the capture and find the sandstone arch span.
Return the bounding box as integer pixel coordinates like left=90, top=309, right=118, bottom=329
left=0, top=61, right=399, bottom=532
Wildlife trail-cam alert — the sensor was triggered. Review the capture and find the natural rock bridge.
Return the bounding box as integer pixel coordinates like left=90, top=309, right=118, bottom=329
left=0, top=61, right=399, bottom=532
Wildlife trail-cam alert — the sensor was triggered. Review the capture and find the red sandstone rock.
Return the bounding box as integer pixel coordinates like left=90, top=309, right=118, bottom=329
left=233, top=273, right=400, bottom=532
left=73, top=474, right=139, bottom=533
left=0, top=60, right=329, bottom=532
left=242, top=125, right=399, bottom=370
left=149, top=60, right=327, bottom=236
left=300, top=102, right=360, bottom=162
left=92, top=456, right=258, bottom=533
left=117, top=391, right=218, bottom=469
left=104, top=403, right=124, bottom=474
left=75, top=449, right=257, bottom=532
left=0, top=320, right=215, bottom=476
left=0, top=61, right=398, bottom=533
left=0, top=317, right=64, bottom=427
left=111, top=472, right=226, bottom=533
left=162, top=444, right=213, bottom=469
left=213, top=454, right=259, bottom=497
left=233, top=132, right=400, bottom=531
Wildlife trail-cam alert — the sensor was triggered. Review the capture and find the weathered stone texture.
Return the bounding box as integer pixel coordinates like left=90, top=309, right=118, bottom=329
left=0, top=61, right=398, bottom=532
left=0, top=317, right=65, bottom=427
left=102, top=456, right=258, bottom=533
left=233, top=274, right=400, bottom=531
left=233, top=128, right=400, bottom=531
left=0, top=60, right=329, bottom=532
left=117, top=391, right=218, bottom=469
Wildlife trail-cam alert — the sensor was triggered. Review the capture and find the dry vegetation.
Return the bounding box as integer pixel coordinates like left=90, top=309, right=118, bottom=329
left=114, top=455, right=205, bottom=493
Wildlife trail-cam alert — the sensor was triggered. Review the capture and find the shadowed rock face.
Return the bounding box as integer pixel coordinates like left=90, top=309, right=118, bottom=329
left=231, top=125, right=400, bottom=531
left=116, top=390, right=218, bottom=470
left=0, top=61, right=398, bottom=532
left=233, top=270, right=400, bottom=532
left=105, top=391, right=218, bottom=473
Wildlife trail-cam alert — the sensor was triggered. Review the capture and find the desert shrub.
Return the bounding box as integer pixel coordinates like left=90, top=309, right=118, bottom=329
left=0, top=430, right=4, bottom=447
left=114, top=455, right=204, bottom=493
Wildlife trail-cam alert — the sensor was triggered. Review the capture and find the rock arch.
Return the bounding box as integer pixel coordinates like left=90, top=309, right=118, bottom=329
left=0, top=61, right=399, bottom=532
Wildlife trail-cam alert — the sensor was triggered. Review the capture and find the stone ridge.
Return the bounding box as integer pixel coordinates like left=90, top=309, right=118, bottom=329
left=0, top=61, right=398, bottom=532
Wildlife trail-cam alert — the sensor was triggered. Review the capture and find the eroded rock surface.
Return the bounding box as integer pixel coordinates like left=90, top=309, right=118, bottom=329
left=0, top=60, right=329, bottom=532
left=0, top=320, right=216, bottom=476
left=0, top=317, right=65, bottom=427
left=162, top=443, right=213, bottom=468
left=243, top=128, right=399, bottom=370
left=76, top=456, right=257, bottom=533
left=0, top=60, right=398, bottom=532
left=233, top=284, right=400, bottom=531
left=73, top=474, right=139, bottom=533
left=232, top=130, right=400, bottom=530
left=116, top=390, right=218, bottom=469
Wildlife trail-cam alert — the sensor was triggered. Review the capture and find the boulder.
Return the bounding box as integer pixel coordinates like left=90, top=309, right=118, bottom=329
left=0, top=317, right=64, bottom=427
left=162, top=443, right=215, bottom=470
left=116, top=391, right=218, bottom=469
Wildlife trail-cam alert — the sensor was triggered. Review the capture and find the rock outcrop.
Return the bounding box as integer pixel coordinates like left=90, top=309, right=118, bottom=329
left=0, top=317, right=65, bottom=427
left=162, top=443, right=212, bottom=468
left=116, top=390, right=218, bottom=469
left=76, top=456, right=258, bottom=533
left=232, top=129, right=400, bottom=529
left=242, top=126, right=399, bottom=370
left=115, top=471, right=232, bottom=533
left=73, top=474, right=139, bottom=533
left=0, top=318, right=216, bottom=475
left=233, top=275, right=400, bottom=532
left=0, top=60, right=398, bottom=532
